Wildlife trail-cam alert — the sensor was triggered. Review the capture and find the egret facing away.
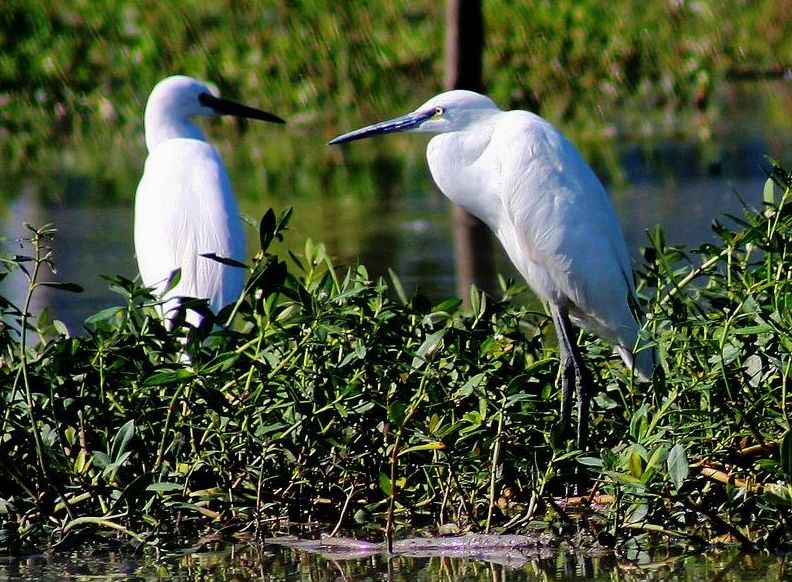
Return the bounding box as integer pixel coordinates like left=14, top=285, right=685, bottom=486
left=330, top=90, right=653, bottom=450
left=135, top=75, right=285, bottom=327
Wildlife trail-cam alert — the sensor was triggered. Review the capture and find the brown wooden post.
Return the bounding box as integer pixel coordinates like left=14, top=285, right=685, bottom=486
left=444, top=0, right=496, bottom=305
left=444, top=0, right=483, bottom=91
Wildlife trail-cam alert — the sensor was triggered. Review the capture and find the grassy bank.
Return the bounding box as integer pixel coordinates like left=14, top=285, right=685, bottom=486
left=1, top=163, right=791, bottom=552
left=1, top=1, right=790, bottom=194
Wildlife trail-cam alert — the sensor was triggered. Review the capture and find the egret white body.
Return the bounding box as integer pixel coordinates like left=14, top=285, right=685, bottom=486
left=330, top=90, right=653, bottom=448
left=135, top=75, right=284, bottom=326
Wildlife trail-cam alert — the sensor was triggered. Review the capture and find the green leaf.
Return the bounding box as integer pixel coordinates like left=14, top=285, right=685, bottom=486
left=389, top=268, right=407, bottom=304
left=259, top=208, right=277, bottom=252
left=764, top=177, right=776, bottom=206
left=732, top=324, right=774, bottom=335
left=144, top=368, right=194, bottom=386
left=667, top=443, right=689, bottom=490
left=629, top=404, right=649, bottom=442
left=469, top=285, right=486, bottom=318
left=780, top=431, right=792, bottom=481
left=200, top=253, right=247, bottom=269
left=163, top=268, right=182, bottom=294
left=146, top=482, right=184, bottom=493
left=433, top=298, right=462, bottom=313
left=625, top=502, right=649, bottom=524
left=387, top=402, right=407, bottom=425
left=84, top=306, right=124, bottom=326
left=38, top=281, right=84, bottom=293
left=593, top=392, right=618, bottom=410
left=604, top=471, right=646, bottom=489
left=399, top=441, right=445, bottom=456
left=37, top=307, right=51, bottom=329
left=577, top=456, right=604, bottom=468
left=627, top=451, right=643, bottom=478
left=378, top=472, right=392, bottom=496
left=459, top=411, right=484, bottom=435
left=412, top=328, right=447, bottom=369
left=648, top=224, right=665, bottom=251
left=91, top=451, right=111, bottom=470
left=102, top=452, right=132, bottom=478
left=456, top=372, right=487, bottom=398
left=111, top=419, right=136, bottom=461
left=52, top=320, right=69, bottom=336
left=548, top=421, right=567, bottom=452
left=276, top=207, right=293, bottom=238
left=642, top=445, right=668, bottom=483
left=246, top=257, right=287, bottom=295
left=427, top=414, right=441, bottom=434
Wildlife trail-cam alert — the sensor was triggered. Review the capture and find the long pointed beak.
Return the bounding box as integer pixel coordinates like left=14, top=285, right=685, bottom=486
left=199, top=93, right=286, bottom=124
left=328, top=110, right=434, bottom=145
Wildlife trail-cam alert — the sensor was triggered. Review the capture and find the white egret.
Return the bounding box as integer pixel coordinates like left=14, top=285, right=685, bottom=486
left=134, top=75, right=285, bottom=327
left=329, top=90, right=653, bottom=449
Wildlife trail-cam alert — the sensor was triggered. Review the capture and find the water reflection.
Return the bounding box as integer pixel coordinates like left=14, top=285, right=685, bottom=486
left=0, top=144, right=780, bottom=334
left=0, top=543, right=789, bottom=581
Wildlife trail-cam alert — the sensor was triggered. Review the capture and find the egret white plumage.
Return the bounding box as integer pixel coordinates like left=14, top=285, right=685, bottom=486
left=330, top=90, right=653, bottom=449
left=134, top=75, right=285, bottom=327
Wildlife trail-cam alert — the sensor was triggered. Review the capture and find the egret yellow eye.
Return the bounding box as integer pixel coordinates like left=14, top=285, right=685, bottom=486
left=434, top=106, right=444, bottom=116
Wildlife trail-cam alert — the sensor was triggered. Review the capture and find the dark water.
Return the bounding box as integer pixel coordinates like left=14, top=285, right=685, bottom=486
left=0, top=80, right=791, bottom=332
left=0, top=542, right=789, bottom=581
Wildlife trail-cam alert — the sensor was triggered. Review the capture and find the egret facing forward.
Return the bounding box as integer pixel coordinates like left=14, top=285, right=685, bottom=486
left=330, top=90, right=653, bottom=449
left=135, top=75, right=285, bottom=327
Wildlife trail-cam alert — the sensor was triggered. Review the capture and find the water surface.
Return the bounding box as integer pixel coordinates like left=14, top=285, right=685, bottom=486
left=0, top=542, right=788, bottom=581
left=1, top=80, right=790, bottom=332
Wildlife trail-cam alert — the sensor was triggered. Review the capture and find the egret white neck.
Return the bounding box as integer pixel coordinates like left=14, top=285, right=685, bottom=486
left=144, top=108, right=207, bottom=151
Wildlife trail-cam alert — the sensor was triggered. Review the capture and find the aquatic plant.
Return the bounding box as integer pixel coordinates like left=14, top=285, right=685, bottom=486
left=1, top=164, right=792, bottom=551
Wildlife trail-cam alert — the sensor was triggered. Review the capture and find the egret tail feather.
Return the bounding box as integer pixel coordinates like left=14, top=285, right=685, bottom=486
left=616, top=344, right=655, bottom=381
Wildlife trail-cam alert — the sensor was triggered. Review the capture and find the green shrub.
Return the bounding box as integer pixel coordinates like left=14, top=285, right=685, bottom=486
left=2, top=164, right=792, bottom=550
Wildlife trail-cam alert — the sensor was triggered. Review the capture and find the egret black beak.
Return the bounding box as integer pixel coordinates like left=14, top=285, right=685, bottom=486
left=328, top=110, right=435, bottom=145
left=199, top=93, right=286, bottom=124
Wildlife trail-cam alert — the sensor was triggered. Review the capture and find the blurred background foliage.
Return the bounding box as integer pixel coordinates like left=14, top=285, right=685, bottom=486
left=0, top=0, right=790, bottom=198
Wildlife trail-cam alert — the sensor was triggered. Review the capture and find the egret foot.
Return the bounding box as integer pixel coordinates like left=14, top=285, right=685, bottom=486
left=551, top=305, right=594, bottom=453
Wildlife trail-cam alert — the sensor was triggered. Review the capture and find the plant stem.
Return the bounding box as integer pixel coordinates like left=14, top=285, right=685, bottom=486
left=385, top=371, right=429, bottom=553
left=485, top=392, right=507, bottom=534
left=154, top=384, right=185, bottom=474
left=15, top=233, right=52, bottom=474
left=8, top=225, right=75, bottom=521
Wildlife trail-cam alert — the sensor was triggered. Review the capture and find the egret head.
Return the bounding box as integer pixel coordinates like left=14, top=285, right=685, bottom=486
left=146, top=75, right=285, bottom=123
left=329, top=90, right=500, bottom=145
left=144, top=75, right=284, bottom=150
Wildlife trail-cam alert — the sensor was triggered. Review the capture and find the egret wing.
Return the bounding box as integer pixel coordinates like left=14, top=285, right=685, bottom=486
left=494, top=112, right=638, bottom=346
left=134, top=138, right=245, bottom=314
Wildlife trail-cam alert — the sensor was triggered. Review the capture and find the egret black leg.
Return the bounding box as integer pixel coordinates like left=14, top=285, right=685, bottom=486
left=575, top=356, right=591, bottom=452
left=551, top=306, right=575, bottom=438
left=550, top=305, right=593, bottom=452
